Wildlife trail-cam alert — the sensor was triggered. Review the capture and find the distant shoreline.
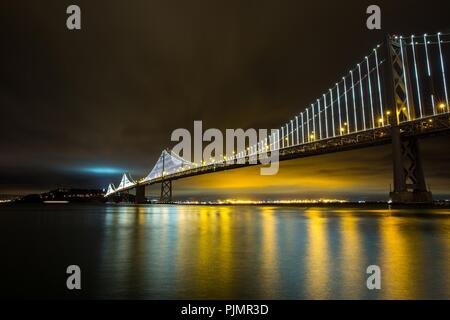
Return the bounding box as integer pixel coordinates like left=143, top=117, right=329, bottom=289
left=3, top=201, right=450, bottom=209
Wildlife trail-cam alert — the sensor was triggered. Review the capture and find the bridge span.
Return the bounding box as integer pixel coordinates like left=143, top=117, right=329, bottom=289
left=105, top=33, right=450, bottom=204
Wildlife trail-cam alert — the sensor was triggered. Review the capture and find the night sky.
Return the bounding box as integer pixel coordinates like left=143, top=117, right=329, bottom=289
left=1, top=0, right=450, bottom=200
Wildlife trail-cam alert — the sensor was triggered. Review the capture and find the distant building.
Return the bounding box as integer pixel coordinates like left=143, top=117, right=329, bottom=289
left=15, top=188, right=106, bottom=203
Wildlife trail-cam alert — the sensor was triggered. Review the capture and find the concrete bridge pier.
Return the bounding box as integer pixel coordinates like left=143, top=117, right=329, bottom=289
left=390, top=126, right=432, bottom=204
left=135, top=185, right=146, bottom=204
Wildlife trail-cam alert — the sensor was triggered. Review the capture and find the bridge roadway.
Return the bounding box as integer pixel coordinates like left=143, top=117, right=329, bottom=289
left=112, top=112, right=450, bottom=194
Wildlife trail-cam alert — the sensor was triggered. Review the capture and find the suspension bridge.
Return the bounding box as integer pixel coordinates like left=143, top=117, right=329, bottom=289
left=105, top=32, right=450, bottom=204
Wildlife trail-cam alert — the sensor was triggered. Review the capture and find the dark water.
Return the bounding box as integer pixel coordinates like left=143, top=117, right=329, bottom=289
left=0, top=204, right=449, bottom=299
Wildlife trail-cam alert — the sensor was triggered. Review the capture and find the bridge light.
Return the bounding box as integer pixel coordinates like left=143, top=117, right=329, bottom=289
left=386, top=110, right=391, bottom=115
left=437, top=33, right=449, bottom=110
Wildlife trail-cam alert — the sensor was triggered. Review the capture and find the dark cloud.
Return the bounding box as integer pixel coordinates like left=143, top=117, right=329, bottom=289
left=1, top=0, right=450, bottom=198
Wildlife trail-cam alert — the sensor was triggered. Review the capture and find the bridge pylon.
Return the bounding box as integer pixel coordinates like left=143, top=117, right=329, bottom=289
left=385, top=35, right=432, bottom=204
left=390, top=126, right=432, bottom=203
left=160, top=180, right=172, bottom=203
left=159, top=148, right=172, bottom=203
left=135, top=184, right=146, bottom=204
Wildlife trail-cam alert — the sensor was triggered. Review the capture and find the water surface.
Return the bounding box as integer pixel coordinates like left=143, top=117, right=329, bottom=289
left=0, top=204, right=449, bottom=299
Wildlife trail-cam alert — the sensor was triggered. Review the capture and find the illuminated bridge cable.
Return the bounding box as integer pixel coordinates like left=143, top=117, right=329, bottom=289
left=366, top=56, right=375, bottom=128
left=399, top=36, right=411, bottom=120
left=358, top=63, right=366, bottom=130
left=311, top=104, right=316, bottom=140
left=424, top=34, right=436, bottom=114
left=301, top=112, right=305, bottom=144
left=271, top=132, right=274, bottom=151
left=343, top=76, right=350, bottom=133
left=269, top=133, right=273, bottom=152
left=411, top=35, right=423, bottom=118
left=374, top=46, right=384, bottom=123
left=285, top=123, right=289, bottom=147
left=272, top=131, right=275, bottom=151
left=323, top=94, right=328, bottom=138
left=268, top=134, right=272, bottom=152
left=336, top=83, right=342, bottom=134
left=317, top=99, right=322, bottom=140
left=276, top=129, right=280, bottom=150
left=118, top=173, right=135, bottom=190
left=350, top=70, right=358, bottom=131
left=329, top=88, right=335, bottom=136
left=106, top=183, right=116, bottom=196
left=286, top=128, right=289, bottom=149
left=290, top=120, right=294, bottom=146
left=295, top=116, right=299, bottom=145
left=438, top=32, right=449, bottom=111
left=306, top=109, right=310, bottom=142
left=279, top=129, right=282, bottom=149
left=289, top=122, right=292, bottom=146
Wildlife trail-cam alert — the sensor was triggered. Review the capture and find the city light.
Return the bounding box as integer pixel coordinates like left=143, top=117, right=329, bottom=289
left=173, top=198, right=349, bottom=205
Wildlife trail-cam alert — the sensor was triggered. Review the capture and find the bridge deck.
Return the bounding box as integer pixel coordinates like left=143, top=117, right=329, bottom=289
left=110, top=113, right=450, bottom=195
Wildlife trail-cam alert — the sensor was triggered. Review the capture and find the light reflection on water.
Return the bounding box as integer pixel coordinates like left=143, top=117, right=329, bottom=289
left=94, top=205, right=450, bottom=299
left=0, top=204, right=449, bottom=299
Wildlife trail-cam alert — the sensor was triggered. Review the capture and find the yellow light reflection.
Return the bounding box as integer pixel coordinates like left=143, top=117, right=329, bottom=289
left=259, top=207, right=279, bottom=297
left=339, top=213, right=363, bottom=299
left=305, top=209, right=330, bottom=299
left=175, top=206, right=236, bottom=298
left=380, top=215, right=421, bottom=299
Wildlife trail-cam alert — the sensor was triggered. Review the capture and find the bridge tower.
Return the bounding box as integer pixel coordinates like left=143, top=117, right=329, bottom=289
left=385, top=35, right=432, bottom=204
left=135, top=184, right=146, bottom=204
left=160, top=180, right=172, bottom=203
left=160, top=148, right=173, bottom=203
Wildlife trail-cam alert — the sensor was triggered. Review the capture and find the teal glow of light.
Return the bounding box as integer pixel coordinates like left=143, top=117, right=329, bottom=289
left=81, top=167, right=123, bottom=175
